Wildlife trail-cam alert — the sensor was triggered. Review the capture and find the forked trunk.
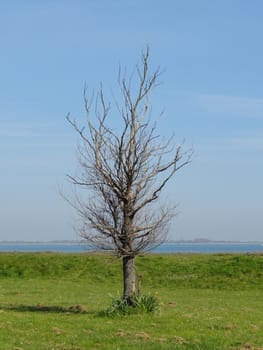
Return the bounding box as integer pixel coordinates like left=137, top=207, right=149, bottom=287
left=122, top=256, right=136, bottom=301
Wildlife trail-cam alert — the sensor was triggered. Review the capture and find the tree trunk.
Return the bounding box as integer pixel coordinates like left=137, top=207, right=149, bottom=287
left=122, top=256, right=136, bottom=301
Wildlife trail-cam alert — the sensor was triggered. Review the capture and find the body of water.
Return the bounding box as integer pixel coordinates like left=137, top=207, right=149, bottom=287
left=0, top=242, right=263, bottom=253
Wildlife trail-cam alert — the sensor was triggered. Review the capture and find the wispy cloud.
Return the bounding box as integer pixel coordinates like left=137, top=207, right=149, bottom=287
left=0, top=119, right=70, bottom=142
left=199, top=136, right=263, bottom=152
left=196, top=94, right=263, bottom=118
left=0, top=125, right=37, bottom=138
left=0, top=120, right=50, bottom=138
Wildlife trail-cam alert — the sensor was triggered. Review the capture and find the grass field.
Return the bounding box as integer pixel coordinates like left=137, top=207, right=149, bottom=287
left=0, top=253, right=263, bottom=349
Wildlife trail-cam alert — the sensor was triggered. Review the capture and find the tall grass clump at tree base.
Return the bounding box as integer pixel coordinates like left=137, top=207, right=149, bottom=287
left=102, top=293, right=160, bottom=316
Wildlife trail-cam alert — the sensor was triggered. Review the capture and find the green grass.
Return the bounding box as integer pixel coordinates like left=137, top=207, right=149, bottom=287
left=0, top=253, right=263, bottom=349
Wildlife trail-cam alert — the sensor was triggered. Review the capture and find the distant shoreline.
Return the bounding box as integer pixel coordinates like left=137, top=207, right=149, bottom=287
left=0, top=240, right=262, bottom=245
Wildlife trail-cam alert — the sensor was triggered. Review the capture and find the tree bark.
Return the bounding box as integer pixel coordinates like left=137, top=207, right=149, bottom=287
left=122, top=256, right=136, bottom=301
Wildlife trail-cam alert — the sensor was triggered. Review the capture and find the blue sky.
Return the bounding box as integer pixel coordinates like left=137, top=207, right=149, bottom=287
left=1, top=0, right=262, bottom=241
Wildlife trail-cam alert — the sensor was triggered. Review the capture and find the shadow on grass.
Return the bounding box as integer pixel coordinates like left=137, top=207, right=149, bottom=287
left=0, top=303, right=90, bottom=314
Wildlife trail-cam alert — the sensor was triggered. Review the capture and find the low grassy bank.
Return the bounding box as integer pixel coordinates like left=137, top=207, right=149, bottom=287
left=0, top=253, right=263, bottom=349
left=1, top=252, right=263, bottom=289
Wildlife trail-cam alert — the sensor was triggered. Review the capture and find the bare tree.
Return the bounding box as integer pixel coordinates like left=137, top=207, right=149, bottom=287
left=66, top=48, right=192, bottom=301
